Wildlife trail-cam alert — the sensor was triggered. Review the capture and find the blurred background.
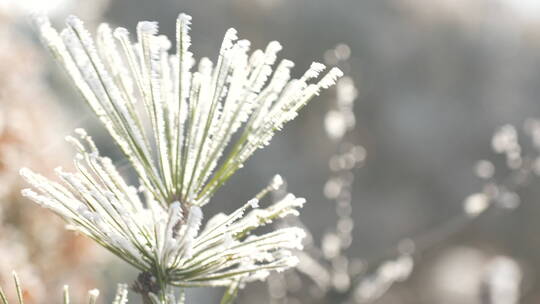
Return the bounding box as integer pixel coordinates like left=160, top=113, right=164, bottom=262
left=2, top=0, right=540, bottom=303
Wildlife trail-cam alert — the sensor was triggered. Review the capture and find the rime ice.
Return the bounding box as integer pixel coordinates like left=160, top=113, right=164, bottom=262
left=34, top=14, right=342, bottom=207
left=21, top=13, right=342, bottom=295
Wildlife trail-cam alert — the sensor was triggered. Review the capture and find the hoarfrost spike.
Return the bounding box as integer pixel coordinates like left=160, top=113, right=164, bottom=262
left=24, top=12, right=341, bottom=292
left=33, top=13, right=341, bottom=207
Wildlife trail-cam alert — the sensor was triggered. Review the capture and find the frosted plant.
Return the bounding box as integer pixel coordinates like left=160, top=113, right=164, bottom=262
left=21, top=13, right=342, bottom=303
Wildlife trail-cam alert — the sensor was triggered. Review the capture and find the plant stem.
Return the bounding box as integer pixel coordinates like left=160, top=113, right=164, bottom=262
left=133, top=271, right=169, bottom=304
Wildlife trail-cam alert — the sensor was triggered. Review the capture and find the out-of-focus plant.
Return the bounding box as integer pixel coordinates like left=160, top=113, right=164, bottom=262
left=418, top=119, right=540, bottom=303
left=395, top=121, right=538, bottom=304
left=14, top=13, right=342, bottom=304
left=258, top=45, right=538, bottom=304
left=262, top=45, right=414, bottom=304
left=0, top=11, right=104, bottom=303
left=463, top=120, right=540, bottom=217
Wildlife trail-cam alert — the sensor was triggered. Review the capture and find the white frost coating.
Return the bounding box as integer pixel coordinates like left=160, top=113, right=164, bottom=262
left=319, top=67, right=345, bottom=89
left=301, top=62, right=326, bottom=82
left=33, top=13, right=341, bottom=208
left=27, top=12, right=337, bottom=288
left=21, top=126, right=308, bottom=287
left=220, top=28, right=238, bottom=54
left=248, top=198, right=259, bottom=208
left=137, top=21, right=159, bottom=35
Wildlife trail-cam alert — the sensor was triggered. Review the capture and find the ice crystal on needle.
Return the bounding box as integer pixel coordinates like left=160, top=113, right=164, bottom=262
left=33, top=13, right=342, bottom=207
left=21, top=132, right=306, bottom=287
left=21, top=13, right=341, bottom=299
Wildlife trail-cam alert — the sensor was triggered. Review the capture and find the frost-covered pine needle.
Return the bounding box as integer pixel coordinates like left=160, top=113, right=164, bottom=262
left=32, top=13, right=342, bottom=207
left=21, top=128, right=306, bottom=288
left=22, top=13, right=340, bottom=293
